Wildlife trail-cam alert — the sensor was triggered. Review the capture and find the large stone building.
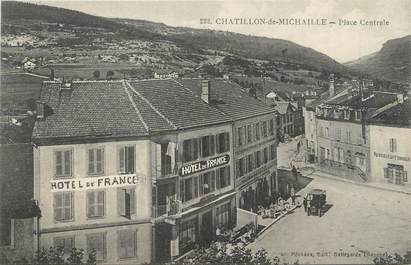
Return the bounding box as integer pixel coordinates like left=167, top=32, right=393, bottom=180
left=31, top=78, right=278, bottom=264
left=368, top=98, right=410, bottom=188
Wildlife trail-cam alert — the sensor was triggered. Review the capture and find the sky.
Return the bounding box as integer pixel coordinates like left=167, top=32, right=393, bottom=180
left=33, top=0, right=410, bottom=63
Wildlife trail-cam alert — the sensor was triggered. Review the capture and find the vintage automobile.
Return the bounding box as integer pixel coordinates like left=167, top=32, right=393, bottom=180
left=306, top=189, right=326, bottom=217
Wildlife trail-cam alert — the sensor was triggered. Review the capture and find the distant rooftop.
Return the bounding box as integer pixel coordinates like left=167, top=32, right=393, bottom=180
left=368, top=98, right=411, bottom=127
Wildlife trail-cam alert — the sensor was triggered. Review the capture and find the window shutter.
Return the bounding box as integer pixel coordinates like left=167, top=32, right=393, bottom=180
left=119, top=148, right=125, bottom=173
left=88, top=150, right=94, bottom=174
left=125, top=192, right=131, bottom=219
left=56, top=151, right=62, bottom=176
left=216, top=134, right=221, bottom=153
left=199, top=174, right=203, bottom=196
left=64, top=193, right=72, bottom=220
left=97, top=191, right=104, bottom=217
left=64, top=150, right=71, bottom=176
left=404, top=171, right=408, bottom=182
left=193, top=139, right=199, bottom=160
left=54, top=194, right=63, bottom=221
left=88, top=192, right=95, bottom=217
left=225, top=133, right=230, bottom=152
left=129, top=189, right=136, bottom=215
left=118, top=189, right=125, bottom=216
left=96, top=149, right=103, bottom=173
left=127, top=146, right=135, bottom=174
left=226, top=166, right=231, bottom=186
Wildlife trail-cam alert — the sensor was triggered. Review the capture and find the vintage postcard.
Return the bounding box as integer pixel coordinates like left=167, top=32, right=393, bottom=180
left=0, top=0, right=410, bottom=264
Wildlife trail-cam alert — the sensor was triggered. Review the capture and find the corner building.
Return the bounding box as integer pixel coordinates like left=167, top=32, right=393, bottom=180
left=33, top=78, right=265, bottom=263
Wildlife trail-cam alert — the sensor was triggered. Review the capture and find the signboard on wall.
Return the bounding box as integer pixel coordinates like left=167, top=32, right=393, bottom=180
left=50, top=174, right=147, bottom=192
left=179, top=154, right=230, bottom=177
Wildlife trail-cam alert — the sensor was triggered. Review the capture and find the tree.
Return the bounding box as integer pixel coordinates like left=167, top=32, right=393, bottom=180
left=171, top=242, right=288, bottom=265
left=92, top=70, right=100, bottom=79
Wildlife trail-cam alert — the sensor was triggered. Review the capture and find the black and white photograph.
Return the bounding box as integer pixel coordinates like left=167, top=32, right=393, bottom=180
left=0, top=0, right=410, bottom=264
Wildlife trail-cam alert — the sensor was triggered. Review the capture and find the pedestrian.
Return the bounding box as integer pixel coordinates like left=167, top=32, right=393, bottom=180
left=303, top=195, right=307, bottom=212
left=306, top=198, right=311, bottom=216
left=292, top=165, right=298, bottom=181
left=290, top=185, right=295, bottom=205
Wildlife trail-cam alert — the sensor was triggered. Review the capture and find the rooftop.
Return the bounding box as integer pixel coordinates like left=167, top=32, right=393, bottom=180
left=368, top=98, right=411, bottom=127
left=33, top=78, right=274, bottom=142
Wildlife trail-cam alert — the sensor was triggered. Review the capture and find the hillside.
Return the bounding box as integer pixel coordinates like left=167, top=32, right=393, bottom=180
left=345, top=35, right=411, bottom=83
left=116, top=18, right=350, bottom=74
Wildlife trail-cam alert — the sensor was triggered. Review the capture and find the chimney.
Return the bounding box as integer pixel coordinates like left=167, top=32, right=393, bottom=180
left=201, top=80, right=210, bottom=104
left=329, top=74, right=335, bottom=97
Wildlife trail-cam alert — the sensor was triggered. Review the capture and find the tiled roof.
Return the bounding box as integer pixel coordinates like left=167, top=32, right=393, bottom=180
left=178, top=78, right=275, bottom=120
left=368, top=99, right=411, bottom=127
left=127, top=79, right=231, bottom=129
left=33, top=79, right=234, bottom=141
left=33, top=81, right=150, bottom=140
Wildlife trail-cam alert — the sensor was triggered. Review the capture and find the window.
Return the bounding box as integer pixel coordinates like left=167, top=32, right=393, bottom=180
left=183, top=139, right=199, bottom=162
left=184, top=177, right=193, bottom=202
left=202, top=171, right=215, bottom=194
left=325, top=127, right=329, bottom=137
left=237, top=127, right=243, bottom=146
left=201, top=135, right=215, bottom=158
left=346, top=131, right=351, bottom=143
left=254, top=123, right=260, bottom=141
left=247, top=125, right=252, bottom=143
left=54, top=236, right=74, bottom=255
left=236, top=158, right=245, bottom=178
left=319, top=126, right=323, bottom=137
left=263, top=147, right=269, bottom=164
left=88, top=148, right=104, bottom=175
left=217, top=166, right=230, bottom=189
left=344, top=110, right=350, bottom=120
left=118, top=146, right=135, bottom=174
left=385, top=164, right=407, bottom=185
left=255, top=151, right=262, bottom=168
left=215, top=203, right=230, bottom=228
left=389, top=138, right=397, bottom=153
left=87, top=190, right=105, bottom=218
left=118, top=229, right=137, bottom=259
left=55, top=150, right=72, bottom=177
left=247, top=153, right=254, bottom=172
left=87, top=233, right=106, bottom=262
left=161, top=143, right=172, bottom=175
left=262, top=121, right=268, bottom=137
left=54, top=192, right=73, bottom=221
left=270, top=144, right=276, bottom=161
left=179, top=218, right=197, bottom=251
left=336, top=128, right=341, bottom=141
left=269, top=119, right=275, bottom=136
left=118, top=188, right=136, bottom=217
left=216, top=132, right=230, bottom=153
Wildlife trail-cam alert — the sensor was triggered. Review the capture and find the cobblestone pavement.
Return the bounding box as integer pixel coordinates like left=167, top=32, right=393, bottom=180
left=249, top=174, right=411, bottom=264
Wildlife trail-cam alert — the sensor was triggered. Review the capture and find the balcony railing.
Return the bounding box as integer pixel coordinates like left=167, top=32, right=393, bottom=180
left=152, top=201, right=181, bottom=218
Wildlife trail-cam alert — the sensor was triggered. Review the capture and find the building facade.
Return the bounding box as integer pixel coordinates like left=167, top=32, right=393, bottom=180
left=31, top=78, right=275, bottom=264
left=368, top=99, right=410, bottom=188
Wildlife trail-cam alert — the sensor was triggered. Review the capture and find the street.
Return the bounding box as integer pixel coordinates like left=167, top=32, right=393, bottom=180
left=249, top=174, right=411, bottom=264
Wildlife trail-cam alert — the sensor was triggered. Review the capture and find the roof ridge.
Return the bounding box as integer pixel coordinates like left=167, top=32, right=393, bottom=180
left=121, top=81, right=150, bottom=133
left=125, top=81, right=178, bottom=130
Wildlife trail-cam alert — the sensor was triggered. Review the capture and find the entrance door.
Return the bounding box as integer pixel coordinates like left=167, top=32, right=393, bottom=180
left=155, top=223, right=171, bottom=261
left=201, top=211, right=213, bottom=247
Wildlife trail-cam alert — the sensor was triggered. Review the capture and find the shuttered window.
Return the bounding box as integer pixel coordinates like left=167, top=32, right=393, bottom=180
left=247, top=125, right=252, bottom=143
left=118, top=188, right=136, bottom=217
left=87, top=190, right=105, bottom=218
left=269, top=119, right=275, bottom=136
left=263, top=147, right=269, bottom=164
left=55, top=150, right=72, bottom=177
left=118, top=146, right=135, bottom=174
left=118, top=230, right=137, bottom=259
left=86, top=233, right=106, bottom=261
left=88, top=148, right=104, bottom=175
left=389, top=138, right=397, bottom=153
left=262, top=121, right=268, bottom=137
left=54, top=192, right=73, bottom=221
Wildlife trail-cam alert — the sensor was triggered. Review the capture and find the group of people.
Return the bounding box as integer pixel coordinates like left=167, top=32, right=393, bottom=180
left=215, top=225, right=232, bottom=242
